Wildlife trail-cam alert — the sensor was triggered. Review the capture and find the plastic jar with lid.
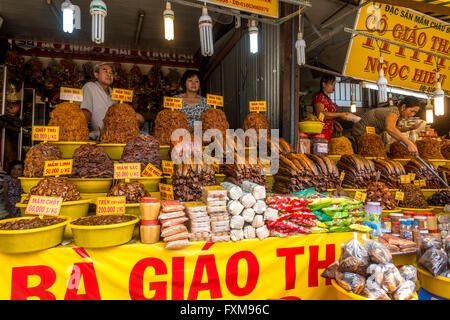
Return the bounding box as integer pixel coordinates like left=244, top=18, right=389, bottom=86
left=414, top=214, right=428, bottom=230
left=311, top=134, right=328, bottom=156
left=391, top=221, right=401, bottom=235
left=412, top=221, right=420, bottom=245
left=389, top=212, right=404, bottom=223
left=140, top=197, right=161, bottom=221
left=381, top=217, right=391, bottom=234
left=428, top=229, right=441, bottom=240
left=425, top=213, right=438, bottom=231
left=401, top=220, right=412, bottom=240
left=140, top=220, right=161, bottom=244
left=297, top=133, right=311, bottom=154
left=402, top=212, right=415, bottom=222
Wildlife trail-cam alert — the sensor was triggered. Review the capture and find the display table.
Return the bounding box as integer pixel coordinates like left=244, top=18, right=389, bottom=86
left=1, top=232, right=357, bottom=300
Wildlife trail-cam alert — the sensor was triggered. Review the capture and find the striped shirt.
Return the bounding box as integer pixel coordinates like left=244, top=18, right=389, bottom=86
left=352, top=106, right=400, bottom=141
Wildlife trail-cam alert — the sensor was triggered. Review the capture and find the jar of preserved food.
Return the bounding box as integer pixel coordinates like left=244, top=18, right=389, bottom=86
left=311, top=134, right=328, bottom=156
left=365, top=202, right=382, bottom=236
left=414, top=214, right=427, bottom=230
left=428, top=229, right=441, bottom=240
left=389, top=212, right=404, bottom=223
left=425, top=213, right=438, bottom=231
left=140, top=220, right=161, bottom=244
left=381, top=217, right=391, bottom=234
left=140, top=197, right=160, bottom=221
left=391, top=221, right=401, bottom=235
left=412, top=221, right=420, bottom=244
left=401, top=220, right=412, bottom=240
left=403, top=212, right=415, bottom=222
left=297, top=133, right=311, bottom=154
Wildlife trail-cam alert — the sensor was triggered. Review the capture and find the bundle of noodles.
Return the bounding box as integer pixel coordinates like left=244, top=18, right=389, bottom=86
left=372, top=159, right=406, bottom=188
left=329, top=136, right=354, bottom=155
left=121, top=135, right=161, bottom=172
left=403, top=159, right=443, bottom=189
left=24, top=142, right=62, bottom=177
left=243, top=112, right=271, bottom=146
left=389, top=141, right=413, bottom=159
left=154, top=109, right=188, bottom=145
left=72, top=143, right=114, bottom=178
left=48, top=102, right=89, bottom=141
left=107, top=181, right=149, bottom=203
left=441, top=140, right=450, bottom=160
left=416, top=138, right=444, bottom=159
left=100, top=103, right=140, bottom=143
left=199, top=108, right=229, bottom=146
left=26, top=177, right=81, bottom=202
left=337, top=155, right=377, bottom=188
left=357, top=133, right=386, bottom=158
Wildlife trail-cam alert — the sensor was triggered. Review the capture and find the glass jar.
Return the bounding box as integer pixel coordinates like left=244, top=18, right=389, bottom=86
left=412, top=221, right=420, bottom=245
left=391, top=221, right=401, bottom=235
left=140, top=220, right=161, bottom=244
left=140, top=197, right=161, bottom=220
left=297, top=133, right=311, bottom=154
left=401, top=220, right=412, bottom=240
left=389, top=212, right=404, bottom=223
left=381, top=217, right=391, bottom=234
left=311, top=134, right=328, bottom=156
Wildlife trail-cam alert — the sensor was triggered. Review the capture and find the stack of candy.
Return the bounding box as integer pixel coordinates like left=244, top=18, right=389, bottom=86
left=185, top=202, right=211, bottom=242
left=159, top=200, right=191, bottom=249
left=202, top=186, right=230, bottom=242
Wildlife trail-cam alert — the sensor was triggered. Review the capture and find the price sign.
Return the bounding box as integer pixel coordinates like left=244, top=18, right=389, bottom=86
left=207, top=94, right=224, bottom=108
left=142, top=163, right=162, bottom=177
left=25, top=196, right=63, bottom=216
left=162, top=160, right=174, bottom=176
left=249, top=101, right=267, bottom=113
left=340, top=171, right=345, bottom=181
left=395, top=191, right=404, bottom=201
left=96, top=196, right=126, bottom=215
left=354, top=191, right=367, bottom=202
left=112, top=88, right=133, bottom=103
left=414, top=179, right=426, bottom=187
left=60, top=87, right=83, bottom=102
left=163, top=96, right=183, bottom=110
left=400, top=175, right=411, bottom=184
left=366, top=126, right=376, bottom=134
left=44, top=160, right=73, bottom=176
left=32, top=126, right=59, bottom=142
left=114, top=163, right=141, bottom=179
left=159, top=183, right=174, bottom=200
left=408, top=173, right=416, bottom=181
left=318, top=113, right=325, bottom=122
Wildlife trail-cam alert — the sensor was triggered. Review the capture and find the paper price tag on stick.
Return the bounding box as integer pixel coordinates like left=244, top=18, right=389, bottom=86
left=44, top=160, right=73, bottom=177
left=395, top=191, right=404, bottom=201
left=163, top=96, right=183, bottom=110
left=162, top=160, right=174, bottom=176
left=366, top=126, right=376, bottom=134
left=32, top=126, right=59, bottom=142
left=114, top=163, right=141, bottom=180
left=96, top=196, right=126, bottom=215
left=142, top=163, right=162, bottom=177
left=207, top=94, right=224, bottom=109
left=112, top=88, right=133, bottom=103
left=318, top=113, right=325, bottom=122
left=249, top=101, right=267, bottom=113
left=355, top=191, right=367, bottom=202
left=159, top=184, right=174, bottom=200
left=25, top=196, right=63, bottom=217
left=400, top=175, right=411, bottom=184
left=60, top=87, right=83, bottom=102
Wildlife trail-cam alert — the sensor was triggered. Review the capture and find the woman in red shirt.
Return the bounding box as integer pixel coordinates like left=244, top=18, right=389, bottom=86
left=313, top=75, right=350, bottom=141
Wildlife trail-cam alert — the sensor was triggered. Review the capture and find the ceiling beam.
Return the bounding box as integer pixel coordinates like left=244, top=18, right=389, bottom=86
left=373, top=0, right=450, bottom=17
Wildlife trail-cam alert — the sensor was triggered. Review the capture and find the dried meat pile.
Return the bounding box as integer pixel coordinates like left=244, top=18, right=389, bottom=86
left=0, top=217, right=66, bottom=230
left=72, top=143, right=114, bottom=178
left=24, top=142, right=62, bottom=177
left=27, top=177, right=81, bottom=201
left=199, top=108, right=229, bottom=145
left=427, top=190, right=450, bottom=207
left=358, top=133, right=386, bottom=158
left=337, top=155, right=376, bottom=188
left=223, top=152, right=269, bottom=191
left=154, top=109, right=188, bottom=145
left=243, top=112, right=271, bottom=145
left=441, top=140, right=450, bottom=159
left=267, top=137, right=294, bottom=157
left=397, top=183, right=428, bottom=208
left=100, top=103, right=140, bottom=143
left=389, top=141, right=413, bottom=159
left=120, top=135, right=161, bottom=172
left=372, top=159, right=406, bottom=188
left=366, top=182, right=397, bottom=210
left=72, top=215, right=136, bottom=226
left=274, top=153, right=339, bottom=193
left=172, top=159, right=216, bottom=202
left=107, top=181, right=149, bottom=203
left=379, top=234, right=418, bottom=253
left=48, top=102, right=89, bottom=141
left=329, top=136, right=354, bottom=155
left=404, top=159, right=443, bottom=189
left=417, top=137, right=444, bottom=159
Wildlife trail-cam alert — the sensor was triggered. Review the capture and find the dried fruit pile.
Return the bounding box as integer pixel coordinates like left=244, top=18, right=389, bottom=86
left=389, top=141, right=413, bottom=159
left=357, top=133, right=386, bottom=158
left=107, top=181, right=149, bottom=203
left=329, top=136, right=354, bottom=155
left=154, top=109, right=188, bottom=145
left=72, top=143, right=114, bottom=178
left=24, top=142, right=62, bottom=177
left=337, top=155, right=376, bottom=188
left=120, top=135, right=161, bottom=172
left=398, top=183, right=428, bottom=208
left=100, top=103, right=140, bottom=143
left=366, top=181, right=397, bottom=210
left=48, top=102, right=89, bottom=141
left=404, top=159, right=443, bottom=189
left=27, top=177, right=81, bottom=201
left=417, top=138, right=444, bottom=159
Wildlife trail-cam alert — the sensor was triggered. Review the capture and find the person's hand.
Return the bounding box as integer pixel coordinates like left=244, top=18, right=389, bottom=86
left=341, top=112, right=350, bottom=120
left=406, top=140, right=419, bottom=157
left=334, top=121, right=343, bottom=132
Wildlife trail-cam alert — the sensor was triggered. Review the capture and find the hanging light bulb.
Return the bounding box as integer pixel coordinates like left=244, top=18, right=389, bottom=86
left=425, top=99, right=434, bottom=124
left=388, top=93, right=394, bottom=106
left=198, top=6, right=214, bottom=56
left=248, top=20, right=259, bottom=54
left=434, top=73, right=445, bottom=116
left=350, top=85, right=356, bottom=112
left=90, top=0, right=107, bottom=44
left=377, top=56, right=388, bottom=103
left=163, top=1, right=174, bottom=41
left=61, top=0, right=80, bottom=34
left=295, top=9, right=305, bottom=65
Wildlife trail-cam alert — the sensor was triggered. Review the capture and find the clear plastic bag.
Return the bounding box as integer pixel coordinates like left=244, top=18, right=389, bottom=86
left=381, top=263, right=404, bottom=294
left=418, top=248, right=448, bottom=278
left=338, top=233, right=370, bottom=275
left=321, top=260, right=339, bottom=279
left=366, top=264, right=384, bottom=287
left=363, top=237, right=393, bottom=265
left=399, top=265, right=417, bottom=283
left=392, top=280, right=416, bottom=300
left=420, top=237, right=443, bottom=257
left=335, top=271, right=366, bottom=295
left=361, top=287, right=391, bottom=300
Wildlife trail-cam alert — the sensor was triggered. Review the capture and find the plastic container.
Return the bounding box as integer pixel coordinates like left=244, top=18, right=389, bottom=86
left=381, top=217, right=391, bottom=233
left=140, top=197, right=160, bottom=221
left=412, top=221, right=420, bottom=244
left=389, top=212, right=404, bottom=223
left=417, top=267, right=450, bottom=300
left=68, top=178, right=113, bottom=193
left=140, top=220, right=160, bottom=244
left=311, top=134, right=328, bottom=156
left=428, top=229, right=441, bottom=240
left=401, top=220, right=412, bottom=240
left=96, top=143, right=126, bottom=160
left=298, top=120, right=324, bottom=134
left=391, top=221, right=401, bottom=235
left=365, top=202, right=382, bottom=237
left=414, top=214, right=428, bottom=230
left=297, top=133, right=311, bottom=154
left=425, top=213, right=438, bottom=231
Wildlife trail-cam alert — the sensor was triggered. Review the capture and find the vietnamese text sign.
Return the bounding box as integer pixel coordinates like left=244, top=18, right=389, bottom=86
left=162, top=160, right=174, bottom=176
left=43, top=160, right=73, bottom=176
left=142, top=163, right=162, bottom=177
left=206, top=94, right=224, bottom=107
left=249, top=101, right=267, bottom=113
left=96, top=196, right=126, bottom=215
left=163, top=97, right=183, bottom=110
left=112, top=88, right=133, bottom=102
left=159, top=183, right=174, bottom=200
left=204, top=0, right=278, bottom=19
left=60, top=87, right=83, bottom=102
left=32, top=126, right=59, bottom=142
left=25, top=196, right=63, bottom=216
left=114, top=163, right=141, bottom=179
left=343, top=3, right=450, bottom=95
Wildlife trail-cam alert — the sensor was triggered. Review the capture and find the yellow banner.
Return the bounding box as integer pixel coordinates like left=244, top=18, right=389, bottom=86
left=0, top=233, right=357, bottom=300
left=343, top=3, right=450, bottom=95
left=204, top=0, right=278, bottom=19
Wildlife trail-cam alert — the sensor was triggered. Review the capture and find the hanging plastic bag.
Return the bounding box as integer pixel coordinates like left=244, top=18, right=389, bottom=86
left=335, top=271, right=366, bottom=295
left=418, top=248, right=448, bottom=278
left=363, top=237, right=393, bottom=265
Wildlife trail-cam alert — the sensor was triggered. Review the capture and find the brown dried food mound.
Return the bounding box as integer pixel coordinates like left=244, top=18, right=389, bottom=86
left=154, top=109, right=188, bottom=145
left=48, top=102, right=89, bottom=141
left=0, top=217, right=66, bottom=230
left=389, top=141, right=413, bottom=159
left=404, top=159, right=443, bottom=189
left=441, top=140, right=450, bottom=159
left=358, top=133, right=386, bottom=158
left=417, top=137, right=444, bottom=159
left=121, top=135, right=161, bottom=171
left=24, top=142, right=62, bottom=177
left=366, top=181, right=397, bottom=210
left=427, top=190, right=450, bottom=207
left=28, top=177, right=81, bottom=202
left=372, top=159, right=406, bottom=189
left=71, top=214, right=136, bottom=226
left=336, top=155, right=377, bottom=189
left=199, top=108, right=229, bottom=143
left=243, top=112, right=271, bottom=146
left=398, top=183, right=428, bottom=209
left=100, top=103, right=140, bottom=143
left=329, top=136, right=354, bottom=155
left=72, top=143, right=114, bottom=178
left=107, top=181, right=149, bottom=203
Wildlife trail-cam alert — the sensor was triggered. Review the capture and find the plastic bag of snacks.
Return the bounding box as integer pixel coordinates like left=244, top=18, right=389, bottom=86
left=399, top=265, right=417, bottom=283
left=338, top=233, right=370, bottom=275
left=363, top=237, right=393, bottom=265
left=335, top=270, right=365, bottom=295
left=418, top=247, right=448, bottom=277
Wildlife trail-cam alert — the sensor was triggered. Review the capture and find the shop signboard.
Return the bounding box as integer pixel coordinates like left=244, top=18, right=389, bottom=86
left=203, top=0, right=278, bottom=19
left=343, top=3, right=450, bottom=95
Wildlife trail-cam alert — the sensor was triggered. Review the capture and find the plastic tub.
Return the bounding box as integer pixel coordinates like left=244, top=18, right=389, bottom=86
left=68, top=178, right=113, bottom=193
left=159, top=145, right=170, bottom=160
left=298, top=121, right=324, bottom=134
left=52, top=141, right=96, bottom=159
left=69, top=215, right=139, bottom=248
left=17, top=199, right=91, bottom=219
left=130, top=177, right=163, bottom=192
left=0, top=216, right=70, bottom=253
left=417, top=266, right=450, bottom=300
left=331, top=279, right=418, bottom=300
left=96, top=143, right=126, bottom=160
left=18, top=177, right=44, bottom=193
